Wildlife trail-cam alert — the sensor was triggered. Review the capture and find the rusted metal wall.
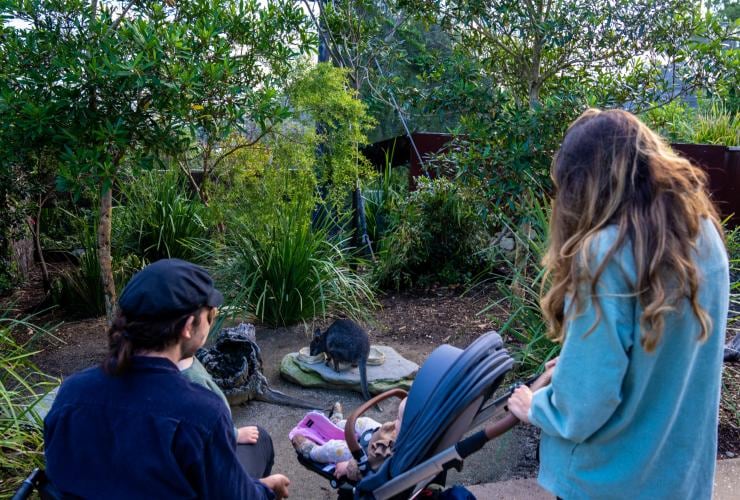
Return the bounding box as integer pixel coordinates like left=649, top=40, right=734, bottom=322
left=362, top=132, right=454, bottom=189
left=672, top=144, right=739, bottom=227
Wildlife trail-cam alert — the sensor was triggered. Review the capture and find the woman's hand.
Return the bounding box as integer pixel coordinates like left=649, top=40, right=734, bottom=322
left=508, top=357, right=558, bottom=424
left=260, top=474, right=290, bottom=499
left=237, top=426, right=259, bottom=444
left=508, top=385, right=533, bottom=424
left=540, top=356, right=559, bottom=386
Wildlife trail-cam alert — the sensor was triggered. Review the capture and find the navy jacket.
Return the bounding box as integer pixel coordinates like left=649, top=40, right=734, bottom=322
left=44, top=356, right=274, bottom=499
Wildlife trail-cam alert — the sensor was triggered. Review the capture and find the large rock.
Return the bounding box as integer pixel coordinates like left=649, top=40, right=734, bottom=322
left=280, top=345, right=417, bottom=395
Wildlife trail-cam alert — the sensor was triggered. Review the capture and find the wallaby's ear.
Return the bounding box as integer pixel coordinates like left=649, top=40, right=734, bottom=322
left=313, top=328, right=321, bottom=337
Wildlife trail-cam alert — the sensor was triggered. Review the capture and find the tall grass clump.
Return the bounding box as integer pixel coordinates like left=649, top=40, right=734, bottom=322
left=52, top=214, right=143, bottom=318
left=727, top=223, right=740, bottom=329
left=362, top=148, right=407, bottom=250
left=722, top=223, right=740, bottom=428
left=117, top=169, right=209, bottom=262
left=216, top=201, right=376, bottom=327
left=643, top=99, right=739, bottom=145
left=481, top=193, right=559, bottom=377
left=689, top=101, right=739, bottom=145
left=0, top=314, right=58, bottom=496
left=374, top=177, right=490, bottom=289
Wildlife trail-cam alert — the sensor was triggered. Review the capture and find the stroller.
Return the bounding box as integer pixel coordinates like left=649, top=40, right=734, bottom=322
left=296, top=331, right=546, bottom=499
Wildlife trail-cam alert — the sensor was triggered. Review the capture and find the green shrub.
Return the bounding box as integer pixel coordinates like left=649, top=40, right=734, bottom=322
left=215, top=200, right=376, bottom=327
left=38, top=204, right=84, bottom=252
left=117, top=169, right=209, bottom=262
left=429, top=94, right=582, bottom=217
left=288, top=63, right=377, bottom=214
left=52, top=217, right=143, bottom=318
left=0, top=314, right=58, bottom=497
left=374, top=177, right=490, bottom=288
left=207, top=132, right=318, bottom=241
left=640, top=99, right=691, bottom=143
left=0, top=264, right=16, bottom=297
left=722, top=222, right=739, bottom=427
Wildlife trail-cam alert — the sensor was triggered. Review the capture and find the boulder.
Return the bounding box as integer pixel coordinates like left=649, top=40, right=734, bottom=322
left=280, top=345, right=418, bottom=395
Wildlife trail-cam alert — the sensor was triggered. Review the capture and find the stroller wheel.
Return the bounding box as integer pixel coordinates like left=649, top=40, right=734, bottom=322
left=337, top=487, right=354, bottom=500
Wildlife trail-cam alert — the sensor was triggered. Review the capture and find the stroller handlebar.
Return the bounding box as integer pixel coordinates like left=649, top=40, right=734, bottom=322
left=484, top=369, right=552, bottom=440
left=346, top=388, right=409, bottom=460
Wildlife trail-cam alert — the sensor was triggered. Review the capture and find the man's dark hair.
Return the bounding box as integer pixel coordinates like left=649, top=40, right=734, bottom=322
left=104, top=308, right=208, bottom=375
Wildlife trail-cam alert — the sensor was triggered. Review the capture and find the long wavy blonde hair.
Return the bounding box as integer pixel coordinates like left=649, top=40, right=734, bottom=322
left=541, top=109, right=721, bottom=352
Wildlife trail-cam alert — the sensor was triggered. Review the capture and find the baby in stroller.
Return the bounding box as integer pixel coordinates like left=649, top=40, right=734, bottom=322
left=291, top=398, right=406, bottom=481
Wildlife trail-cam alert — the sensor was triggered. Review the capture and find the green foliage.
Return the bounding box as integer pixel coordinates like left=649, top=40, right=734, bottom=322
left=215, top=201, right=375, bottom=327
left=640, top=100, right=695, bottom=142
left=363, top=160, right=408, bottom=248
left=207, top=132, right=318, bottom=240
left=708, top=0, right=740, bottom=22
left=726, top=224, right=739, bottom=330
left=207, top=64, right=376, bottom=236
left=690, top=101, right=739, bottom=145
left=482, top=194, right=559, bottom=377
left=289, top=64, right=376, bottom=213
left=52, top=215, right=143, bottom=318
left=0, top=315, right=58, bottom=497
left=643, top=99, right=739, bottom=145
left=38, top=203, right=85, bottom=252
left=0, top=150, right=56, bottom=295
left=0, top=0, right=314, bottom=316
left=374, top=178, right=490, bottom=288
left=427, top=94, right=582, bottom=215
left=203, top=64, right=379, bottom=327
left=1, top=0, right=314, bottom=197
left=117, top=169, right=209, bottom=262
left=431, top=1, right=734, bottom=110
left=305, top=0, right=449, bottom=141
left=722, top=222, right=739, bottom=427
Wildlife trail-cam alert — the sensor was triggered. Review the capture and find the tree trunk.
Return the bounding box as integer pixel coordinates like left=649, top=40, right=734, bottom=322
left=528, top=81, right=541, bottom=108
left=28, top=194, right=51, bottom=292
left=529, top=42, right=542, bottom=108
left=528, top=2, right=544, bottom=109
left=199, top=143, right=211, bottom=205
left=98, top=185, right=117, bottom=325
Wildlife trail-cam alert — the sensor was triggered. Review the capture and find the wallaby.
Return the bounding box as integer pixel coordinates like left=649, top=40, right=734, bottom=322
left=310, top=319, right=381, bottom=411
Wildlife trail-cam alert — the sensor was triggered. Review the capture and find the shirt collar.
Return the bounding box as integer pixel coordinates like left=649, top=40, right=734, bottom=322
left=130, top=355, right=180, bottom=374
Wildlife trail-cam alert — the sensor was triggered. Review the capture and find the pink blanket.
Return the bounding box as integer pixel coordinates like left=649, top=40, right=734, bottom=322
left=289, top=411, right=350, bottom=445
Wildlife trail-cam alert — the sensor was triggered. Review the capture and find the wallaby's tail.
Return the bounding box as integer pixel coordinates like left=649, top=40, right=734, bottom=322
left=257, top=387, right=326, bottom=410
left=360, top=359, right=382, bottom=412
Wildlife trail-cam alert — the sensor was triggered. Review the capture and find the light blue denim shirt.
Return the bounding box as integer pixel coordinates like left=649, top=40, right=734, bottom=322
left=529, top=218, right=729, bottom=499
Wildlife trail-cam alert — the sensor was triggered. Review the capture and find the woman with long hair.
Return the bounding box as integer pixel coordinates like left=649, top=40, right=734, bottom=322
left=508, top=109, right=729, bottom=499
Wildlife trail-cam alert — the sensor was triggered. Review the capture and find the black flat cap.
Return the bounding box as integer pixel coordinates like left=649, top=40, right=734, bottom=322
left=118, top=259, right=223, bottom=320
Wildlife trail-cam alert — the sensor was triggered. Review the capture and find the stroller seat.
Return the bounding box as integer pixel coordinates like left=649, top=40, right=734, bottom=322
left=296, top=331, right=519, bottom=500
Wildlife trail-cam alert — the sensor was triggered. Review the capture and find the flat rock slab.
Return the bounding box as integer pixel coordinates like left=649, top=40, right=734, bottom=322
left=280, top=345, right=418, bottom=394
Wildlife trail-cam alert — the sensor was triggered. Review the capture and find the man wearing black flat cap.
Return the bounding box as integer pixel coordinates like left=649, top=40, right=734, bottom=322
left=43, top=259, right=290, bottom=499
